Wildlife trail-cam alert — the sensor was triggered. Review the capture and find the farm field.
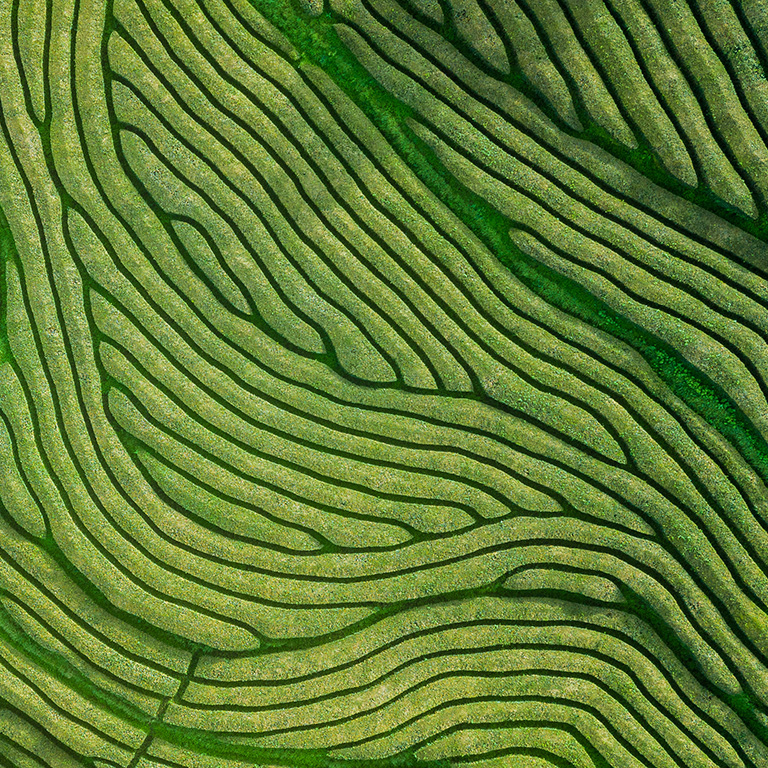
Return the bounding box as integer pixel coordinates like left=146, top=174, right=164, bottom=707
left=2, top=0, right=768, bottom=765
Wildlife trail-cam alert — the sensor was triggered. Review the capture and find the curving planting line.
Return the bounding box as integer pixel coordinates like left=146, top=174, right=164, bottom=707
left=1, top=0, right=768, bottom=766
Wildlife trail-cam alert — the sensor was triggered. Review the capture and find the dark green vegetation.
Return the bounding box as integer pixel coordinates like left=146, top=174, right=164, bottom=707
left=2, top=0, right=768, bottom=766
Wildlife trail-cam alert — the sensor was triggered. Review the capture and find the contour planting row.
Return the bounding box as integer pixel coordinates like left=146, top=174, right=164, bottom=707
left=325, top=0, right=768, bottom=446
left=2, top=0, right=768, bottom=764
left=174, top=596, right=767, bottom=767
left=102, top=0, right=768, bottom=568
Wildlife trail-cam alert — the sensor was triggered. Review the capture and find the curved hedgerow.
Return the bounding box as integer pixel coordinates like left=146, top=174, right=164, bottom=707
left=0, top=0, right=767, bottom=766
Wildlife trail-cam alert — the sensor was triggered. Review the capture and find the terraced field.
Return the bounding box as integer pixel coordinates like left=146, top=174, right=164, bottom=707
left=4, top=0, right=768, bottom=765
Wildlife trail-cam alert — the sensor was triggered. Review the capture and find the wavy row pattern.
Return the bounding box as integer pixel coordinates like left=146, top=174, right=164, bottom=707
left=1, top=0, right=768, bottom=766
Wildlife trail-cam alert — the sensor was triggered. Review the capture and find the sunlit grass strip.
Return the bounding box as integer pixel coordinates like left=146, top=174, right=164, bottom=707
left=246, top=0, right=768, bottom=483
